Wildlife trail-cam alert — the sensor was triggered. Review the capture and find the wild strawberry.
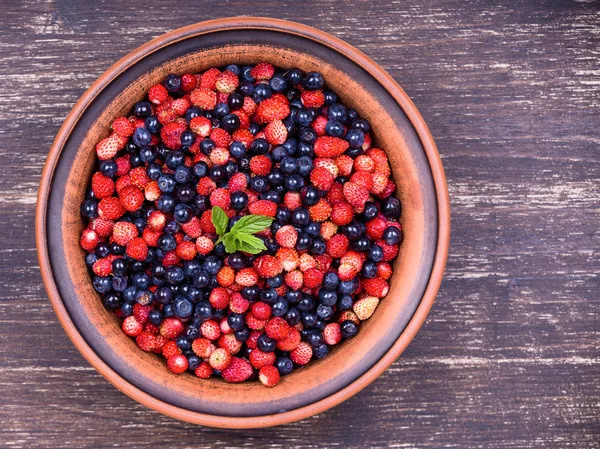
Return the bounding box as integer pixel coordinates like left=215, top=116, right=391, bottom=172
left=309, top=198, right=332, bottom=222
left=314, top=157, right=339, bottom=178
left=199, top=209, right=216, bottom=233
left=148, top=84, right=169, bottom=104
left=320, top=221, right=339, bottom=240
left=125, top=237, right=148, bottom=261
left=276, top=225, right=298, bottom=248
left=245, top=330, right=262, bottom=350
left=192, top=338, right=214, bottom=359
left=248, top=199, right=277, bottom=217
left=338, top=262, right=359, bottom=281
left=194, top=362, right=214, bottom=379
left=232, top=109, right=250, bottom=129
left=159, top=317, right=184, bottom=339
left=366, top=217, right=387, bottom=241
left=98, top=197, right=125, bottom=220
left=216, top=266, right=235, bottom=287
left=339, top=310, right=360, bottom=325
left=330, top=201, right=354, bottom=226
left=146, top=210, right=166, bottom=232
left=160, top=340, right=181, bottom=359
left=299, top=253, right=316, bottom=272
left=355, top=154, right=375, bottom=172
left=80, top=228, right=99, bottom=251
left=111, top=116, right=134, bottom=138
left=265, top=317, right=290, bottom=340
left=249, top=349, right=276, bottom=369
left=367, top=148, right=391, bottom=175
left=254, top=255, right=283, bottom=278
left=167, top=354, right=188, bottom=374
left=200, top=67, right=220, bottom=89
left=235, top=268, right=259, bottom=287
left=95, top=133, right=123, bottom=160
left=363, top=278, right=390, bottom=298
left=362, top=132, right=373, bottom=151
left=210, top=187, right=231, bottom=209
left=343, top=182, right=369, bottom=209
left=311, top=115, right=328, bottom=135
left=215, top=70, right=239, bottom=93
left=144, top=181, right=160, bottom=201
left=300, top=89, right=325, bottom=108
left=228, top=172, right=248, bottom=192
left=92, top=257, right=112, bottom=276
left=283, top=192, right=302, bottom=210
left=251, top=302, right=272, bottom=321
left=246, top=314, right=267, bottom=331
left=196, top=177, right=217, bottom=196
left=351, top=170, right=374, bottom=191
left=201, top=320, right=221, bottom=341
left=290, top=342, right=312, bottom=365
left=315, top=254, right=333, bottom=273
left=195, top=236, right=214, bottom=255
left=174, top=240, right=196, bottom=261
left=250, top=62, right=275, bottom=80
left=209, top=348, right=232, bottom=370
left=222, top=357, right=253, bottom=383
left=335, top=155, right=354, bottom=176
left=378, top=239, right=399, bottom=262
left=115, top=175, right=132, bottom=193
left=229, top=292, right=250, bottom=314
left=209, top=147, right=229, bottom=165
left=118, top=185, right=144, bottom=212
left=91, top=218, right=113, bottom=237
left=91, top=172, right=114, bottom=199
left=259, top=365, right=280, bottom=387
left=326, top=233, right=349, bottom=258
left=353, top=296, right=379, bottom=320
left=209, top=287, right=230, bottom=309
left=180, top=73, right=197, bottom=92
left=310, top=166, right=334, bottom=191
left=254, top=96, right=290, bottom=124
left=378, top=179, right=397, bottom=198
left=218, top=333, right=243, bottom=355
left=136, top=332, right=157, bottom=352
left=264, top=119, right=287, bottom=145
left=277, top=247, right=300, bottom=271
left=132, top=303, right=151, bottom=324
left=250, top=155, right=272, bottom=176
left=159, top=121, right=186, bottom=150
left=142, top=228, right=160, bottom=247
left=303, top=268, right=324, bottom=288
left=327, top=182, right=344, bottom=204
left=115, top=155, right=131, bottom=176
left=377, top=262, right=393, bottom=280
left=284, top=270, right=303, bottom=291
left=157, top=108, right=176, bottom=124
left=323, top=323, right=342, bottom=345
left=371, top=172, right=389, bottom=195
left=277, top=327, right=301, bottom=351
left=129, top=166, right=149, bottom=189
left=241, top=95, right=258, bottom=116
left=189, top=116, right=212, bottom=137
left=314, top=136, right=349, bottom=158
left=190, top=88, right=217, bottom=110
left=162, top=250, right=179, bottom=267
left=210, top=128, right=231, bottom=148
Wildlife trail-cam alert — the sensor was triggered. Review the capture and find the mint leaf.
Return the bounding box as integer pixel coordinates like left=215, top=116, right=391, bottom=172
left=211, top=206, right=228, bottom=236
left=230, top=215, right=274, bottom=235
left=222, top=233, right=238, bottom=254
left=234, top=233, right=267, bottom=254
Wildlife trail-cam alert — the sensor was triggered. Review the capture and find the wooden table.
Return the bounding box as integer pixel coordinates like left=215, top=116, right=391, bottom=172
left=2, top=1, right=598, bottom=447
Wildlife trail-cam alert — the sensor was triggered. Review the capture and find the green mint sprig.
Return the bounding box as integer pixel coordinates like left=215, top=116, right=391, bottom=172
left=211, top=206, right=274, bottom=255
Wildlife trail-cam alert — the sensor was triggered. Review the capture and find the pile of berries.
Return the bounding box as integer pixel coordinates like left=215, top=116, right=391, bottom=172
left=79, top=62, right=403, bottom=387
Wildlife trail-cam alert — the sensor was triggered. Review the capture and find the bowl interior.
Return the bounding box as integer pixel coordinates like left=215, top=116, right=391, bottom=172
left=44, top=28, right=438, bottom=417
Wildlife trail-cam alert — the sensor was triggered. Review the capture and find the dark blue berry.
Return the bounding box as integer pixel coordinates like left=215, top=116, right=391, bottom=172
left=228, top=92, right=244, bottom=110
left=135, top=289, right=154, bottom=306
left=234, top=327, right=250, bottom=342
left=227, top=313, right=245, bottom=331
left=280, top=156, right=298, bottom=174
left=341, top=320, right=359, bottom=338
left=285, top=68, right=303, bottom=85
left=221, top=113, right=240, bottom=132
left=303, top=71, right=324, bottom=90
left=318, top=289, right=337, bottom=306
left=382, top=197, right=401, bottom=219
left=173, top=296, right=193, bottom=319
left=133, top=127, right=152, bottom=147
left=195, top=301, right=213, bottom=321
left=323, top=272, right=339, bottom=291
left=369, top=244, right=384, bottom=262
left=276, top=356, right=294, bottom=375
left=185, top=106, right=202, bottom=122
left=383, top=226, right=402, bottom=245
left=305, top=329, right=324, bottom=347
left=345, top=128, right=364, bottom=148
left=250, top=176, right=269, bottom=193
left=338, top=294, right=354, bottom=311
left=99, top=160, right=117, bottom=177
left=310, top=238, right=326, bottom=255
left=133, top=101, right=152, bottom=118
left=362, top=261, right=378, bottom=278
left=257, top=334, right=276, bottom=352
left=314, top=343, right=329, bottom=359
left=164, top=74, right=181, bottom=92
left=102, top=293, right=122, bottom=310
left=269, top=74, right=288, bottom=92
left=272, top=299, right=289, bottom=317
left=266, top=274, right=283, bottom=288
left=291, top=207, right=310, bottom=226
left=229, top=141, right=246, bottom=158
left=80, top=199, right=98, bottom=219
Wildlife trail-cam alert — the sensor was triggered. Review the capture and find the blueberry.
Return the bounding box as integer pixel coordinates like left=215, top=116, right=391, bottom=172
left=209, top=165, right=224, bottom=181
left=266, top=274, right=283, bottom=288
left=185, top=325, right=200, bottom=341
left=369, top=244, right=384, bottom=262
left=185, top=106, right=202, bottom=122
left=261, top=190, right=281, bottom=203
left=341, top=320, right=359, bottom=339
left=338, top=294, right=354, bottom=311
left=123, top=286, right=137, bottom=303
left=301, top=312, right=318, bottom=328
left=285, top=68, right=303, bottom=85
left=200, top=139, right=216, bottom=156
left=227, top=313, right=245, bottom=331
left=250, top=138, right=269, bottom=155
left=158, top=174, right=176, bottom=193
left=180, top=130, right=196, bottom=147
left=338, top=279, right=358, bottom=295
left=271, top=145, right=287, bottom=162
left=133, top=127, right=152, bottom=147
left=285, top=290, right=302, bottom=304
left=284, top=307, right=301, bottom=326
left=176, top=335, right=191, bottom=351
left=318, top=289, right=338, bottom=306
left=183, top=260, right=202, bottom=277
left=260, top=287, right=278, bottom=305
left=195, top=301, right=213, bottom=321
left=363, top=202, right=379, bottom=220
left=328, top=103, right=348, bottom=122
left=80, top=199, right=98, bottom=219
left=141, top=147, right=157, bottom=164
left=381, top=197, right=401, bottom=219
left=303, top=71, right=324, bottom=90
left=301, top=186, right=319, bottom=206
left=225, top=63, right=240, bottom=75
left=276, top=356, right=294, bottom=375
left=230, top=191, right=248, bottom=211
left=176, top=184, right=195, bottom=203
left=95, top=243, right=110, bottom=258
left=248, top=123, right=261, bottom=135
left=383, top=226, right=403, bottom=245
left=166, top=266, right=185, bottom=284
left=299, top=127, right=317, bottom=144
left=195, top=195, right=209, bottom=214
left=99, top=160, right=117, bottom=177
left=272, top=299, right=289, bottom=317
left=173, top=296, right=193, bottom=319
left=276, top=207, right=290, bottom=224
left=187, top=355, right=201, bottom=371
left=133, top=101, right=152, bottom=118
left=257, top=334, right=276, bottom=352
left=135, top=289, right=154, bottom=306
left=297, top=142, right=313, bottom=157
left=102, top=293, right=122, bottom=310
left=324, top=90, right=338, bottom=105
left=241, top=286, right=260, bottom=301
left=112, top=276, right=127, bottom=292
left=158, top=233, right=177, bottom=252
left=165, top=151, right=184, bottom=170
left=323, top=272, right=339, bottom=291
left=291, top=207, right=310, bottom=226
left=130, top=153, right=143, bottom=168
left=280, top=156, right=298, bottom=174
left=250, top=176, right=269, bottom=193
left=314, top=343, right=329, bottom=359
left=296, top=233, right=312, bottom=251
left=345, top=128, right=364, bottom=148
left=163, top=73, right=181, bottom=92
left=238, top=81, right=254, bottom=96
left=221, top=113, right=240, bottom=132
left=234, top=327, right=250, bottom=343
left=295, top=108, right=314, bottom=127
left=269, top=74, right=288, bottom=92
left=229, top=141, right=246, bottom=159
left=310, top=238, right=326, bottom=255
left=252, top=83, right=272, bottom=102
left=112, top=258, right=127, bottom=276
left=227, top=92, right=244, bottom=110
left=227, top=253, right=247, bottom=270
left=325, top=120, right=345, bottom=138
left=342, top=222, right=363, bottom=241
left=306, top=329, right=324, bottom=347
left=267, top=169, right=284, bottom=186
left=352, top=118, right=371, bottom=133
left=175, top=166, right=192, bottom=185
left=120, top=302, right=133, bottom=317
left=85, top=253, right=98, bottom=267
left=297, top=295, right=315, bottom=312
left=296, top=156, right=313, bottom=176
left=362, top=261, right=378, bottom=278
left=353, top=236, right=372, bottom=252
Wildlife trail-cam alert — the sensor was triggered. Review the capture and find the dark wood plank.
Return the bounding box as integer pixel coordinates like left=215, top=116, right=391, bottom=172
left=0, top=0, right=598, bottom=447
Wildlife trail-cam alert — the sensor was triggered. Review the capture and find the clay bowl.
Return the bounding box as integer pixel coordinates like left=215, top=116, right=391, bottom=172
left=36, top=17, right=449, bottom=428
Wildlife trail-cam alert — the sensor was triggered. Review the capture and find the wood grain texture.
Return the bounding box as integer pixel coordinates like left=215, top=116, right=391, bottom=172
left=1, top=0, right=598, bottom=447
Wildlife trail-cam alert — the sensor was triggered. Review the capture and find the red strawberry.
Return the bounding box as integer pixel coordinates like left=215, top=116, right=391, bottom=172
left=222, top=357, right=253, bottom=383
left=209, top=287, right=230, bottom=310
left=199, top=209, right=216, bottom=233
left=148, top=84, right=169, bottom=104
left=91, top=172, right=115, bottom=199
left=339, top=310, right=360, bottom=325
left=98, top=197, right=125, bottom=220
left=175, top=240, right=197, bottom=261
left=146, top=210, right=166, bottom=232
left=326, top=233, right=349, bottom=258
left=353, top=296, right=379, bottom=320
left=354, top=154, right=375, bottom=172
left=314, top=136, right=349, bottom=158
left=129, top=166, right=149, bottom=189
left=115, top=155, right=131, bottom=176
left=115, top=175, right=132, bottom=193
left=167, top=354, right=189, bottom=374
left=351, top=170, right=374, bottom=191
left=191, top=337, right=214, bottom=359
left=265, top=317, right=290, bottom=341
left=125, top=237, right=148, bottom=261
left=250, top=155, right=272, bottom=176
left=298, top=254, right=316, bottom=272
left=320, top=221, right=338, bottom=241
left=209, top=146, right=231, bottom=165
left=300, top=89, right=325, bottom=108
left=215, top=70, right=239, bottom=93
left=276, top=225, right=298, bottom=248
left=91, top=218, right=113, bottom=237
left=377, top=262, right=393, bottom=280
left=254, top=96, right=290, bottom=124
left=303, top=267, right=324, bottom=289
left=201, top=320, right=221, bottom=341
left=235, top=268, right=259, bottom=287
left=195, top=236, right=214, bottom=255
left=371, top=172, right=389, bottom=195
left=200, top=67, right=220, bottom=89
left=143, top=227, right=160, bottom=247
left=330, top=201, right=354, bottom=226
left=119, top=185, right=144, bottom=212
left=162, top=340, right=181, bottom=359
left=228, top=172, right=248, bottom=192
left=366, top=218, right=387, bottom=241
left=343, top=182, right=369, bottom=208
left=215, top=266, right=234, bottom=287
left=367, top=148, right=391, bottom=176
left=323, top=323, right=342, bottom=345
left=210, top=187, right=231, bottom=209
left=241, top=96, right=258, bottom=116
left=311, top=115, right=328, bottom=135
left=284, top=270, right=303, bottom=290
left=229, top=292, right=250, bottom=314
left=314, top=157, right=339, bottom=178
left=363, top=278, right=390, bottom=298
left=378, top=239, right=399, bottom=262
left=309, top=198, right=332, bottom=222
left=249, top=349, right=276, bottom=369
left=259, top=365, right=280, bottom=387
left=190, top=88, right=217, bottom=110
left=157, top=108, right=176, bottom=125
left=254, top=255, right=283, bottom=278
left=251, top=302, right=272, bottom=321
left=276, top=247, right=299, bottom=271
left=338, top=262, right=359, bottom=281
left=92, top=257, right=112, bottom=276
left=218, top=333, right=243, bottom=355
left=335, top=155, right=354, bottom=176
left=162, top=250, right=180, bottom=267
left=246, top=314, right=267, bottom=331
left=310, top=166, right=334, bottom=191
left=315, top=254, right=333, bottom=273
left=133, top=303, right=151, bottom=324
left=189, top=116, right=212, bottom=137
left=95, top=133, right=123, bottom=160
left=277, top=327, right=301, bottom=351
left=248, top=199, right=277, bottom=217
left=144, top=181, right=160, bottom=202
left=196, top=177, right=217, bottom=196
left=327, top=182, right=344, bottom=203
left=171, top=98, right=190, bottom=117
left=264, top=119, right=287, bottom=145
left=160, top=121, right=186, bottom=150
left=210, top=128, right=231, bottom=148
left=290, top=342, right=312, bottom=365
left=180, top=73, right=197, bottom=92
left=209, top=348, right=232, bottom=370
left=135, top=332, right=157, bottom=352
left=283, top=192, right=302, bottom=210
left=80, top=228, right=99, bottom=251
left=160, top=317, right=184, bottom=339
left=194, top=362, right=214, bottom=379
left=250, top=62, right=275, bottom=80
left=111, top=117, right=134, bottom=138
